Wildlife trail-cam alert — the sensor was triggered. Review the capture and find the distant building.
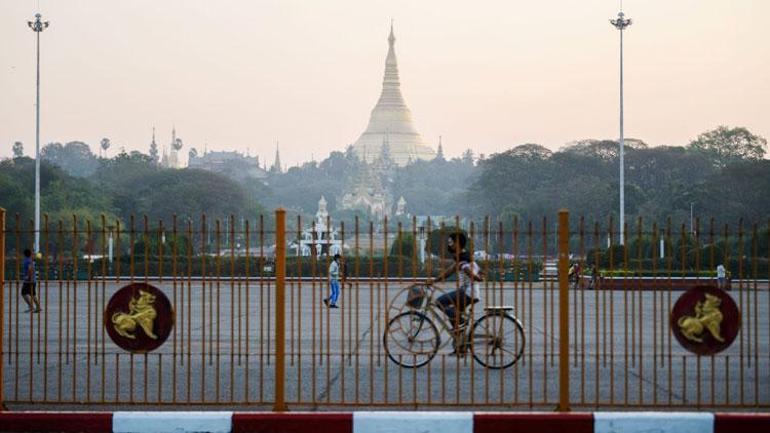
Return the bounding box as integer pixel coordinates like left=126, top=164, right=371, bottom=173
left=160, top=126, right=182, bottom=169
left=395, top=196, right=407, bottom=216
left=188, top=149, right=268, bottom=182
left=340, top=135, right=394, bottom=220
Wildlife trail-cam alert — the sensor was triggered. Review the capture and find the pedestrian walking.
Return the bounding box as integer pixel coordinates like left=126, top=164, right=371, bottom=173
left=324, top=253, right=342, bottom=308
left=21, top=249, right=41, bottom=313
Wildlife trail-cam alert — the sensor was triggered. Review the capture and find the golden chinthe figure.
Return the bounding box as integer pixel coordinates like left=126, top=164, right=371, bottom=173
left=677, top=293, right=725, bottom=343
left=111, top=289, right=159, bottom=340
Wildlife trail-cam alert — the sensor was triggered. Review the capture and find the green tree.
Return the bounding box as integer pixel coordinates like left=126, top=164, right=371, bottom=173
left=149, top=141, right=159, bottom=165
left=390, top=232, right=416, bottom=258
left=508, top=143, right=552, bottom=160
left=461, top=149, right=474, bottom=165
left=12, top=141, right=24, bottom=158
left=695, top=160, right=770, bottom=224
left=688, top=126, right=767, bottom=168
left=41, top=141, right=99, bottom=177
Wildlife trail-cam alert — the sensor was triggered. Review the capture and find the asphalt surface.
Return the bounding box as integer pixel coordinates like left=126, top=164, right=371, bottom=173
left=2, top=279, right=768, bottom=410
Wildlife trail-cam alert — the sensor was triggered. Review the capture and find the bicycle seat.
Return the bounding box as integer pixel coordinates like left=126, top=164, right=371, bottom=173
left=484, top=306, right=515, bottom=312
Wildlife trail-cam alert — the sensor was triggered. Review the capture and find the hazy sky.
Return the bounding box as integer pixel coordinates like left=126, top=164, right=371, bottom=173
left=1, top=0, right=768, bottom=166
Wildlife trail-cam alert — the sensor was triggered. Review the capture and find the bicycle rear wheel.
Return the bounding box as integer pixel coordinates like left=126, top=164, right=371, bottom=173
left=384, top=311, right=440, bottom=368
left=470, top=313, right=525, bottom=369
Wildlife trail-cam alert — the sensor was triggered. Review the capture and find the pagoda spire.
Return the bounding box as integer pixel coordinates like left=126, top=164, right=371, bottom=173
left=149, top=126, right=159, bottom=164
left=435, top=135, right=445, bottom=161
left=379, top=21, right=405, bottom=109
left=271, top=141, right=282, bottom=173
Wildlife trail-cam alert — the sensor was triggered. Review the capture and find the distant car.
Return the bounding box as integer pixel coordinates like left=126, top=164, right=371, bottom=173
left=473, top=250, right=491, bottom=260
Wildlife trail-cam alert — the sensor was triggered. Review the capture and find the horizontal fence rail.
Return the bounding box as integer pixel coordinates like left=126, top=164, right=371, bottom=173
left=1, top=209, right=768, bottom=410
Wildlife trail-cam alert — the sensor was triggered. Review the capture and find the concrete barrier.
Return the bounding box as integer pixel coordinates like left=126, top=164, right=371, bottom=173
left=1, top=411, right=768, bottom=433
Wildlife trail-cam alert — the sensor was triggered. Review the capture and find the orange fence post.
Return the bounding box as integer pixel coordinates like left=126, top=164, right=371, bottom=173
left=0, top=208, right=5, bottom=411
left=273, top=208, right=287, bottom=411
left=557, top=209, right=570, bottom=411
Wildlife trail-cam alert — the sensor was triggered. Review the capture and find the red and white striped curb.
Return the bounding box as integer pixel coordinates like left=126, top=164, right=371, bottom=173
left=0, top=411, right=768, bottom=433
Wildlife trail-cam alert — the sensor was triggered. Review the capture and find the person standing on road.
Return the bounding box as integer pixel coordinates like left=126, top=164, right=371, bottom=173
left=588, top=265, right=599, bottom=290
left=324, top=253, right=342, bottom=309
left=21, top=249, right=41, bottom=313
left=716, top=263, right=726, bottom=289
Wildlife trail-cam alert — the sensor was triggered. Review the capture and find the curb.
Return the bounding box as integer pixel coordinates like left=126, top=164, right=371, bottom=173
left=0, top=411, right=768, bottom=433
left=475, top=413, right=594, bottom=433
left=232, top=413, right=352, bottom=433
left=0, top=412, right=112, bottom=433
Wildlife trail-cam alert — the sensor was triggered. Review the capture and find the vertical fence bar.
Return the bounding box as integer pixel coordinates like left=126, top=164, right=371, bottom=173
left=273, top=208, right=287, bottom=411
left=354, top=216, right=360, bottom=405
left=72, top=214, right=79, bottom=402
left=27, top=218, right=34, bottom=403
left=259, top=215, right=266, bottom=402
left=215, top=219, right=221, bottom=403
left=244, top=218, right=251, bottom=403
left=557, top=209, right=570, bottom=411
left=593, top=222, right=600, bottom=407
left=44, top=215, right=51, bottom=403
left=200, top=214, right=207, bottom=402
left=86, top=219, right=92, bottom=403
left=99, top=215, right=106, bottom=404
left=0, top=207, right=5, bottom=411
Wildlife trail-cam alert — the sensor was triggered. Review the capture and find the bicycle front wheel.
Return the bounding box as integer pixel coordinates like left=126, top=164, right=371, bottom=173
left=470, top=313, right=525, bottom=369
left=384, top=311, right=440, bottom=368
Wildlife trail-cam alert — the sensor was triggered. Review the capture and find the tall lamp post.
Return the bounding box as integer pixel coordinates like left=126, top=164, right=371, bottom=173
left=690, top=202, right=694, bottom=236
left=28, top=13, right=49, bottom=253
left=611, top=9, right=631, bottom=245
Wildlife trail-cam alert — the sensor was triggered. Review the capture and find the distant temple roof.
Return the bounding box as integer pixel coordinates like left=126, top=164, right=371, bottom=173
left=188, top=149, right=267, bottom=180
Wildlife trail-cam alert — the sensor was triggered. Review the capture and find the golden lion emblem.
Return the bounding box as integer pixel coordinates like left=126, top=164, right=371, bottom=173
left=111, top=290, right=158, bottom=340
left=677, top=293, right=725, bottom=343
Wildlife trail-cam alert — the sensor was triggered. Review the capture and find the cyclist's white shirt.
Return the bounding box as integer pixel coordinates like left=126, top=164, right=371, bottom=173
left=459, top=261, right=481, bottom=300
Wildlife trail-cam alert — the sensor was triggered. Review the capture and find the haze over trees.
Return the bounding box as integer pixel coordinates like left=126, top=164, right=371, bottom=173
left=0, top=125, right=767, bottom=229
left=468, top=126, right=767, bottom=226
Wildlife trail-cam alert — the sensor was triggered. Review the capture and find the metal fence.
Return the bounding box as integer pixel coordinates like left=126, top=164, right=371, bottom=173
left=1, top=208, right=768, bottom=410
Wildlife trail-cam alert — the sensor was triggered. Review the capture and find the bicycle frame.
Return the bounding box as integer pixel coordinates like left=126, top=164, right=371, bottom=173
left=413, top=286, right=483, bottom=350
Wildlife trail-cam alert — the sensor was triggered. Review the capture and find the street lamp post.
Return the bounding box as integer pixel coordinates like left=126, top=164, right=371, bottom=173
left=28, top=13, right=49, bottom=254
left=690, top=202, right=694, bottom=236
left=611, top=10, right=631, bottom=245
left=107, top=225, right=115, bottom=275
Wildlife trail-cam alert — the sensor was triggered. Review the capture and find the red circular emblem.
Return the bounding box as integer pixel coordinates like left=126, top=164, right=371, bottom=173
left=104, top=283, right=174, bottom=353
left=670, top=285, right=740, bottom=355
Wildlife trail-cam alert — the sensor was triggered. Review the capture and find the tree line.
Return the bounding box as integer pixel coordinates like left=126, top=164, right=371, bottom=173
left=2, top=125, right=767, bottom=233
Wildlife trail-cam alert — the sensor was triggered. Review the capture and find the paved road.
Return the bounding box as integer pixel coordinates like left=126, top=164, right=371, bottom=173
left=3, top=279, right=769, bottom=409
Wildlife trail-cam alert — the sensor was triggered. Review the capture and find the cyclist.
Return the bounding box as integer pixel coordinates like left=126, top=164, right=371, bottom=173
left=427, top=232, right=484, bottom=354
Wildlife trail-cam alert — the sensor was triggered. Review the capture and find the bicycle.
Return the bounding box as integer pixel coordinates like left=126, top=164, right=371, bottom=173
left=383, top=284, right=526, bottom=369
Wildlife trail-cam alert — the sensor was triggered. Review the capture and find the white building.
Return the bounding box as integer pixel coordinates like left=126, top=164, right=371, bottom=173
left=292, top=196, right=344, bottom=257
